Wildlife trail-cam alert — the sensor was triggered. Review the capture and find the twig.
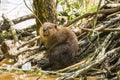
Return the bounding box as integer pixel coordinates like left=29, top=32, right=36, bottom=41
left=93, top=32, right=114, bottom=60
left=57, top=60, right=85, bottom=72
left=86, top=70, right=107, bottom=76
left=16, top=46, right=39, bottom=56
left=106, top=3, right=120, bottom=8
left=93, top=0, right=102, bottom=28
left=107, top=11, right=120, bottom=18
left=17, top=36, right=40, bottom=49
left=41, top=70, right=70, bottom=76
left=82, top=28, right=120, bottom=32
left=0, top=66, right=22, bottom=71
left=24, top=0, right=42, bottom=25
left=97, top=28, right=120, bottom=32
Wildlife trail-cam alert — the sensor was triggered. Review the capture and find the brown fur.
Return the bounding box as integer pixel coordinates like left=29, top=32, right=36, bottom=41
left=39, top=22, right=78, bottom=70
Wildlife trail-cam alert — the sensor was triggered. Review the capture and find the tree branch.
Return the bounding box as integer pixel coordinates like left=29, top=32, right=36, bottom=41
left=65, top=7, right=120, bottom=27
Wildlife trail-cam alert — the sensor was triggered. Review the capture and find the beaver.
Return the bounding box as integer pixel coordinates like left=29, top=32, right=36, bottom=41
left=39, top=22, right=78, bottom=70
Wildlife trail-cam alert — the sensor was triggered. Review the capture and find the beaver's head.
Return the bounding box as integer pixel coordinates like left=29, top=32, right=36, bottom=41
left=42, top=22, right=58, bottom=37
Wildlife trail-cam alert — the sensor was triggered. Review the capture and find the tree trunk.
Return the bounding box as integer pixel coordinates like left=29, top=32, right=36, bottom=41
left=33, top=0, right=57, bottom=35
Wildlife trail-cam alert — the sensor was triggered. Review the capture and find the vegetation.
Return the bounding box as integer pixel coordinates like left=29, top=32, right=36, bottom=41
left=0, top=0, right=120, bottom=80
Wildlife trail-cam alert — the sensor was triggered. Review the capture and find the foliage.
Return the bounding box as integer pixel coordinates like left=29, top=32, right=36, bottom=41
left=57, top=0, right=98, bottom=20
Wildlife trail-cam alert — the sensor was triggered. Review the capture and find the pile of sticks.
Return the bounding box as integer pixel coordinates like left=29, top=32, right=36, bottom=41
left=0, top=2, right=120, bottom=80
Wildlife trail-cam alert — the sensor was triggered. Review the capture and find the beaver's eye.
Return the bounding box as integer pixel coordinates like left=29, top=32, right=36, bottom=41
left=54, top=25, right=57, bottom=29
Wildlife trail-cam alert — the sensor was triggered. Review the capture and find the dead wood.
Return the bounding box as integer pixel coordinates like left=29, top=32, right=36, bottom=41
left=12, top=14, right=34, bottom=24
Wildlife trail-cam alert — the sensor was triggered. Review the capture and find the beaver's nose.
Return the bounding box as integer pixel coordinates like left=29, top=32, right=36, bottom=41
left=43, top=26, right=48, bottom=32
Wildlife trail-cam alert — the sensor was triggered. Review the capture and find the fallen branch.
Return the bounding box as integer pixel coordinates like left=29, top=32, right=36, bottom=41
left=12, top=14, right=34, bottom=24
left=106, top=3, right=120, bottom=8
left=0, top=14, right=34, bottom=27
left=41, top=70, right=70, bottom=76
left=57, top=60, right=85, bottom=72
left=82, top=28, right=120, bottom=32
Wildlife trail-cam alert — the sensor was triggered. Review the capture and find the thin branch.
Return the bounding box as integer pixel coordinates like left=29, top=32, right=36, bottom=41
left=16, top=46, right=39, bottom=56
left=57, top=60, right=85, bottom=72
left=17, top=36, right=40, bottom=49
left=93, top=0, right=102, bottom=28
left=82, top=28, right=120, bottom=32
left=106, top=3, right=120, bottom=8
